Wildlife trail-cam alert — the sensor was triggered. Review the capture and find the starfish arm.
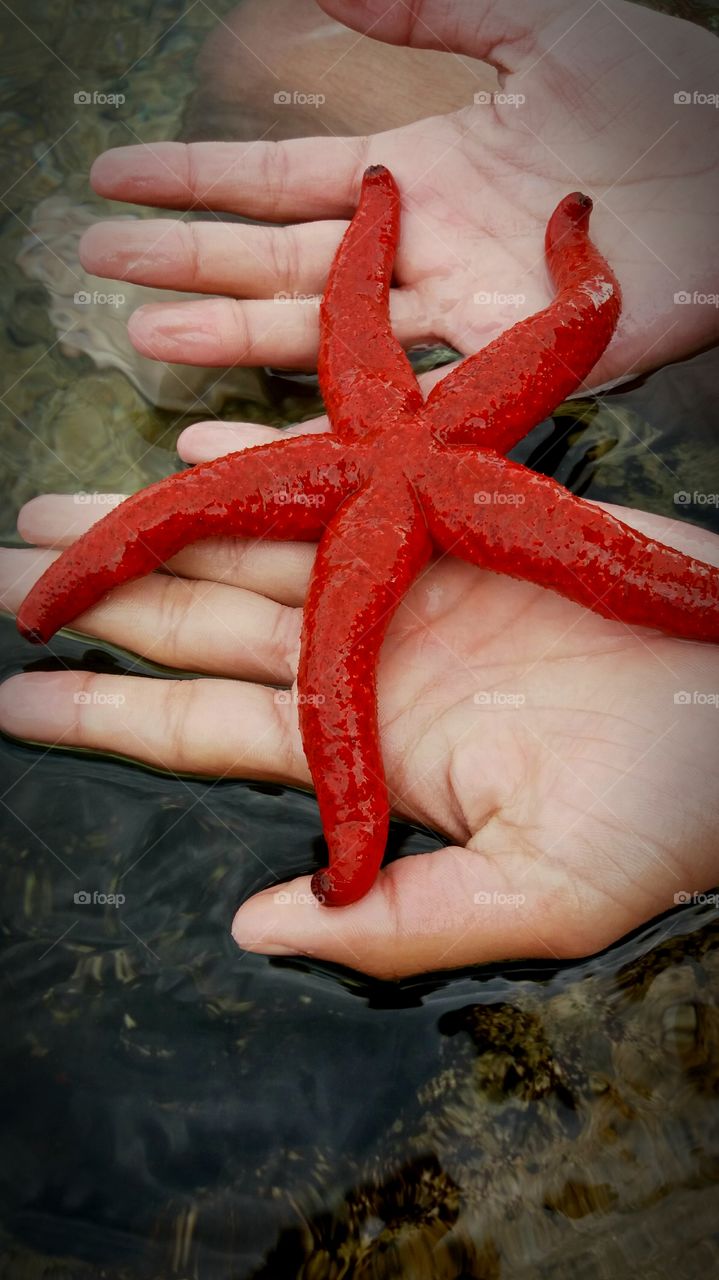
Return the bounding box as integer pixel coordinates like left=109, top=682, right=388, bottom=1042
left=417, top=451, right=719, bottom=642
left=425, top=194, right=621, bottom=452
left=298, top=478, right=431, bottom=906
left=17, top=435, right=356, bottom=645
left=318, top=165, right=422, bottom=441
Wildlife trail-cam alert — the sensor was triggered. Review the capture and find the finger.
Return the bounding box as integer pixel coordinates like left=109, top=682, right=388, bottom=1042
left=16, top=426, right=322, bottom=602
left=231, top=844, right=579, bottom=979
left=0, top=671, right=308, bottom=786
left=16, top=465, right=317, bottom=607
left=127, top=288, right=424, bottom=367
left=177, top=418, right=330, bottom=464
left=175, top=368, right=452, bottom=463
left=17, top=494, right=126, bottom=547
left=316, top=0, right=566, bottom=72
left=90, top=138, right=368, bottom=220
left=1, top=549, right=301, bottom=682
left=15, top=507, right=314, bottom=604
left=14, top=418, right=323, bottom=543
left=79, top=217, right=345, bottom=298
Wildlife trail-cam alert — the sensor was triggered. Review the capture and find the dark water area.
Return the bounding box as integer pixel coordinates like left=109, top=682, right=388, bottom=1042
left=2, top=657, right=719, bottom=1277
left=2, top=0, right=719, bottom=1277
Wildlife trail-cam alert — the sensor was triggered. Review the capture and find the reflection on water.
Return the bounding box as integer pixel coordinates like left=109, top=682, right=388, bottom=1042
left=1, top=0, right=719, bottom=1277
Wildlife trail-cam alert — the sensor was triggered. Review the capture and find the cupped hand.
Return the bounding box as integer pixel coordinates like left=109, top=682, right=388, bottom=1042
left=78, top=0, right=719, bottom=386
left=5, top=0, right=719, bottom=978
left=2, top=419, right=719, bottom=979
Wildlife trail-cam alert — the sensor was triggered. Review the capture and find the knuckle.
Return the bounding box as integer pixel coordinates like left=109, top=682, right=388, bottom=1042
left=272, top=606, right=302, bottom=684
left=184, top=221, right=206, bottom=285
left=265, top=227, right=299, bottom=291
left=164, top=678, right=199, bottom=766
left=225, top=300, right=252, bottom=356
left=257, top=143, right=292, bottom=216
left=184, top=143, right=204, bottom=202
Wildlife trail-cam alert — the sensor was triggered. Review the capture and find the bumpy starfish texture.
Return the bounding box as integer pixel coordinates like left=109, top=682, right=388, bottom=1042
left=17, top=166, right=719, bottom=906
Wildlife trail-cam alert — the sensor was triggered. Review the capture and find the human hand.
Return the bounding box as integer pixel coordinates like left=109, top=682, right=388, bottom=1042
left=6, top=0, right=719, bottom=978
left=78, top=0, right=719, bottom=389
left=2, top=417, right=719, bottom=979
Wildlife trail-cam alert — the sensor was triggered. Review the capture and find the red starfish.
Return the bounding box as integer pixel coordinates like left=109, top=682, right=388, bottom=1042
left=17, top=166, right=719, bottom=907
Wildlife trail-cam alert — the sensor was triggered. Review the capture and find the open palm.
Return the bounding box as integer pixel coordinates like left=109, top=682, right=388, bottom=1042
left=3, top=432, right=719, bottom=977
left=77, top=0, right=719, bottom=386
left=2, top=0, right=719, bottom=977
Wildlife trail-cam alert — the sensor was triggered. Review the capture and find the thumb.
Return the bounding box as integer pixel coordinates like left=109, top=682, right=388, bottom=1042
left=315, top=0, right=569, bottom=73
left=232, top=846, right=579, bottom=980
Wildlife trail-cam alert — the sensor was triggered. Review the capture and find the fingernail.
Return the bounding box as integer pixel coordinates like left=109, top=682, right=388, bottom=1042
left=16, top=496, right=53, bottom=543
left=80, top=222, right=177, bottom=277
left=91, top=146, right=160, bottom=195
left=0, top=547, right=52, bottom=611
left=235, top=940, right=296, bottom=956
left=129, top=305, right=212, bottom=347
left=0, top=672, right=76, bottom=738
left=178, top=422, right=278, bottom=464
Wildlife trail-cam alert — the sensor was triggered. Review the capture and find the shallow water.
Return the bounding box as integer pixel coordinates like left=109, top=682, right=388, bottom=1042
left=1, top=2, right=719, bottom=1277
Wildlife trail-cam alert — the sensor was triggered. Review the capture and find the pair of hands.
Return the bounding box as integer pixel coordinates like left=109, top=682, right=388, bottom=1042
left=2, top=0, right=719, bottom=978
